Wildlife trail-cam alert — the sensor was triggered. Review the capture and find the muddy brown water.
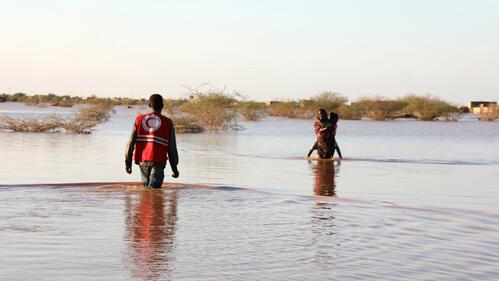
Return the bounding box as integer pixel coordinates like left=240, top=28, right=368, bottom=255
left=1, top=103, right=499, bottom=280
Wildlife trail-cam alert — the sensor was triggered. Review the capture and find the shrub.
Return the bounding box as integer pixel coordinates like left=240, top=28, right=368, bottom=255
left=307, top=91, right=347, bottom=111
left=402, top=95, right=458, bottom=121
left=337, top=103, right=363, bottom=120
left=165, top=98, right=188, bottom=109
left=266, top=91, right=347, bottom=119
left=61, top=118, right=97, bottom=134
left=179, top=88, right=239, bottom=131
left=0, top=115, right=63, bottom=132
left=0, top=104, right=114, bottom=134
left=63, top=104, right=114, bottom=133
left=238, top=101, right=266, bottom=121
left=356, top=96, right=407, bottom=120
left=164, top=98, right=189, bottom=115
left=265, top=101, right=299, bottom=118
left=9, top=92, right=27, bottom=102
left=171, top=115, right=205, bottom=133
left=77, top=104, right=113, bottom=122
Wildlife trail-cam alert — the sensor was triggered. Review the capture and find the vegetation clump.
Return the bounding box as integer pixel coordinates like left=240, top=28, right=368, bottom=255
left=0, top=92, right=146, bottom=107
left=179, top=86, right=240, bottom=131
left=238, top=101, right=266, bottom=121
left=171, top=115, right=205, bottom=133
left=356, top=96, right=407, bottom=120
left=402, top=95, right=458, bottom=121
left=337, top=103, right=363, bottom=120
left=307, top=91, right=348, bottom=112
left=0, top=91, right=490, bottom=123
left=0, top=104, right=114, bottom=134
left=266, top=101, right=300, bottom=118
left=266, top=91, right=348, bottom=119
left=0, top=115, right=63, bottom=132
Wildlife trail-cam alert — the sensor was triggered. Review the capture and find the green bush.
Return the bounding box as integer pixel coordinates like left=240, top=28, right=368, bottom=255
left=337, top=103, right=363, bottom=120
left=0, top=104, right=114, bottom=134
left=402, top=95, right=458, bottom=121
left=9, top=93, right=27, bottom=102
left=266, top=91, right=347, bottom=119
left=238, top=101, right=266, bottom=121
left=164, top=98, right=188, bottom=109
left=76, top=104, right=113, bottom=122
left=307, top=91, right=347, bottom=111
left=53, top=98, right=75, bottom=107
left=171, top=115, right=205, bottom=133
left=180, top=91, right=239, bottom=131
left=356, top=96, right=407, bottom=120
left=265, top=101, right=300, bottom=118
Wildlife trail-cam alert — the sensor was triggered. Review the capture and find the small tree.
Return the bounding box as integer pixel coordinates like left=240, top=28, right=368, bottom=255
left=11, top=92, right=27, bottom=102
left=265, top=100, right=300, bottom=118
left=238, top=101, right=266, bottom=121
left=402, top=95, right=458, bottom=121
left=180, top=85, right=240, bottom=130
left=337, top=103, right=363, bottom=120
left=308, top=91, right=348, bottom=111
left=357, top=96, right=406, bottom=120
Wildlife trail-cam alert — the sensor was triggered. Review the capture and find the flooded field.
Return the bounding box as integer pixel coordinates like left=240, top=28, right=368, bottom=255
left=1, top=103, right=499, bottom=280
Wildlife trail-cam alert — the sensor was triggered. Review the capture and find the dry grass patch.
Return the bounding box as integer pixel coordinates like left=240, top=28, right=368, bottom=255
left=0, top=104, right=114, bottom=134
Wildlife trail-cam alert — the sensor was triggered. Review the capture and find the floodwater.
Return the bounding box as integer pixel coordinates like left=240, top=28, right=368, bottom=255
left=1, top=102, right=499, bottom=280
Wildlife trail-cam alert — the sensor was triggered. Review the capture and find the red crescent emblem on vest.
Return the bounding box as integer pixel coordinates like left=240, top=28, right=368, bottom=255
left=141, top=114, right=162, bottom=132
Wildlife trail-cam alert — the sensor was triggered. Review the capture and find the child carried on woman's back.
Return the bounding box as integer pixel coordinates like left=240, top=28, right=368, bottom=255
left=307, top=111, right=342, bottom=159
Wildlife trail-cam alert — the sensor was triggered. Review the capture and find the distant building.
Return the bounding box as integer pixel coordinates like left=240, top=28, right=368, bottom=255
left=468, top=101, right=497, bottom=114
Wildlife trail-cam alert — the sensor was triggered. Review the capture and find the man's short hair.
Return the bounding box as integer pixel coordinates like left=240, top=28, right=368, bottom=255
left=149, top=94, right=164, bottom=110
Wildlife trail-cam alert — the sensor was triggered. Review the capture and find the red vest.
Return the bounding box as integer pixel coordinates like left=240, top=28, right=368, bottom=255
left=134, top=113, right=171, bottom=165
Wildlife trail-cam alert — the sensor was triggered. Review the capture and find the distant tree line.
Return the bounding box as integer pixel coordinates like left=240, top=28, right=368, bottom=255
left=1, top=90, right=496, bottom=129
left=0, top=92, right=146, bottom=107
left=0, top=104, right=113, bottom=134
left=264, top=91, right=468, bottom=121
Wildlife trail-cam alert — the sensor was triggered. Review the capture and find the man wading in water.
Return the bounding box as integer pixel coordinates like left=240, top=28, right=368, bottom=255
left=125, top=94, right=179, bottom=188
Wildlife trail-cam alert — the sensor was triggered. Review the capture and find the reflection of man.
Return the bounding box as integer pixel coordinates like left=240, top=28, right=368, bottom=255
left=125, top=94, right=179, bottom=188
left=311, top=160, right=338, bottom=196
left=124, top=189, right=178, bottom=280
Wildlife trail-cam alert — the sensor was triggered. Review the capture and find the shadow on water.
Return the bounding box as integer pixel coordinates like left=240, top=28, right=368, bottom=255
left=124, top=188, right=178, bottom=280
left=308, top=160, right=340, bottom=197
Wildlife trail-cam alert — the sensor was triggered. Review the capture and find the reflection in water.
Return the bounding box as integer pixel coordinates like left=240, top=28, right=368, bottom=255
left=311, top=201, right=337, bottom=267
left=124, top=189, right=178, bottom=280
left=309, top=160, right=340, bottom=196
left=309, top=161, right=339, bottom=265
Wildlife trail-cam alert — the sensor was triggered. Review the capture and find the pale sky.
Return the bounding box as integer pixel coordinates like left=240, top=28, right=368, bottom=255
left=1, top=0, right=498, bottom=104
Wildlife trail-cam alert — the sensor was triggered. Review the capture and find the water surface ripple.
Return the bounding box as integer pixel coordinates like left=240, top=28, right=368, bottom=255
left=1, top=104, right=499, bottom=280
left=1, top=184, right=498, bottom=280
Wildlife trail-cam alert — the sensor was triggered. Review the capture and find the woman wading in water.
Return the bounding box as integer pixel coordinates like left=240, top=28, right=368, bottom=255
left=308, top=108, right=342, bottom=159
